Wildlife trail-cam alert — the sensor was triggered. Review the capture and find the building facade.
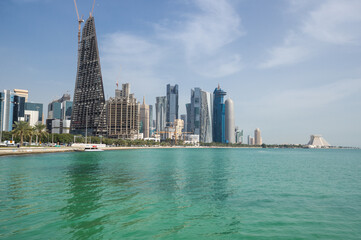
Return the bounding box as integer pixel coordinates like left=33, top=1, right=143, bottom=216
left=71, top=16, right=106, bottom=136
left=225, top=98, right=235, bottom=144
left=212, top=85, right=227, bottom=143
left=166, top=84, right=179, bottom=125
left=200, top=90, right=213, bottom=143
left=140, top=97, right=150, bottom=138
left=155, top=96, right=167, bottom=133
left=106, top=84, right=139, bottom=139
left=254, top=128, right=262, bottom=145
left=190, top=88, right=201, bottom=135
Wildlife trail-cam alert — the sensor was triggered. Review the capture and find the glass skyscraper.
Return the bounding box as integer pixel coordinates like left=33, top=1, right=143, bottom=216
left=166, top=84, right=179, bottom=125
left=156, top=96, right=167, bottom=132
left=212, top=85, right=227, bottom=143
left=200, top=90, right=213, bottom=143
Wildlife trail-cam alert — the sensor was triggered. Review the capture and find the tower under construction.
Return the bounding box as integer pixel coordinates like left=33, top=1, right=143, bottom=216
left=70, top=15, right=106, bottom=136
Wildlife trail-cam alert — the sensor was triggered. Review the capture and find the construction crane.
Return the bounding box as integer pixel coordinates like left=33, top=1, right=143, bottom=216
left=73, top=0, right=84, bottom=44
left=90, top=0, right=96, bottom=17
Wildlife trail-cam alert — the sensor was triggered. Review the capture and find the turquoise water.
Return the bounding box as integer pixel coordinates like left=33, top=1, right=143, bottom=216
left=0, top=148, right=361, bottom=239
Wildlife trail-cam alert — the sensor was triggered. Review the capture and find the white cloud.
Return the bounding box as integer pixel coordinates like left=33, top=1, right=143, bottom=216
left=158, top=0, right=244, bottom=78
left=261, top=78, right=361, bottom=110
left=302, top=0, right=361, bottom=44
left=260, top=0, right=361, bottom=68
left=100, top=33, right=166, bottom=98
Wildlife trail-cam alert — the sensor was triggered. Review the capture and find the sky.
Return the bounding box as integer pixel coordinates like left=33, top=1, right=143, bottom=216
left=0, top=0, right=361, bottom=147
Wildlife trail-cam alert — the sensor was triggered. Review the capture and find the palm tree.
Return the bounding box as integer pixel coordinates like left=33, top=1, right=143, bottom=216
left=33, top=123, right=48, bottom=145
left=12, top=121, right=32, bottom=147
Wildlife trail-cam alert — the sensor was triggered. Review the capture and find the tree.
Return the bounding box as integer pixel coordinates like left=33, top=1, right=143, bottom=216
left=12, top=121, right=33, bottom=146
left=33, top=123, right=48, bottom=145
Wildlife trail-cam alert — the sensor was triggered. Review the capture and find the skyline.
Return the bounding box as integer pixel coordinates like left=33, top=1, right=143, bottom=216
left=1, top=0, right=361, bottom=147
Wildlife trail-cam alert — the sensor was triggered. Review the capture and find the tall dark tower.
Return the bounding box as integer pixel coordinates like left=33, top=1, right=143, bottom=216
left=71, top=16, right=105, bottom=136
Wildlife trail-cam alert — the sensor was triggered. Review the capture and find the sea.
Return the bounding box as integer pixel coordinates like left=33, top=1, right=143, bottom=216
left=0, top=148, right=360, bottom=239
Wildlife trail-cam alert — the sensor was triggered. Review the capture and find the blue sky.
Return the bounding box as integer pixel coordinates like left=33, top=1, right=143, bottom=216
left=1, top=0, right=361, bottom=147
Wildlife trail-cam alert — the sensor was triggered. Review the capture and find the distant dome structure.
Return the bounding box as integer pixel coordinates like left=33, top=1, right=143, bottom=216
left=307, top=135, right=330, bottom=148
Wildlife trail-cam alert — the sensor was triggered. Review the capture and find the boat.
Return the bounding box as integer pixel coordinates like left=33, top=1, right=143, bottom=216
left=84, top=145, right=104, bottom=152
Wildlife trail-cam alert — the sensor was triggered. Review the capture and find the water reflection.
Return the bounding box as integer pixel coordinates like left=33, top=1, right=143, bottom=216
left=60, top=153, right=105, bottom=239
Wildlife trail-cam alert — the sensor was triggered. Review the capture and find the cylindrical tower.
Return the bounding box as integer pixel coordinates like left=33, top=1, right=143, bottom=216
left=255, top=128, right=262, bottom=145
left=225, top=98, right=235, bottom=144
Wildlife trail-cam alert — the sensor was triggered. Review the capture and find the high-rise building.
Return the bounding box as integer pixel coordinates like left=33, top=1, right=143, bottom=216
left=248, top=135, right=254, bottom=145
left=166, top=84, right=179, bottom=125
left=185, top=103, right=191, bottom=133
left=235, top=127, right=243, bottom=144
left=48, top=101, right=61, bottom=119
left=106, top=84, right=139, bottom=139
left=213, top=85, right=227, bottom=143
left=13, top=89, right=28, bottom=102
left=225, top=98, right=235, bottom=144
left=140, top=97, right=150, bottom=138
left=200, top=90, right=213, bottom=143
left=190, top=88, right=201, bottom=135
left=155, top=96, right=167, bottom=132
left=13, top=95, right=25, bottom=124
left=47, top=94, right=73, bottom=133
left=149, top=105, right=154, bottom=136
left=23, top=102, right=43, bottom=127
left=0, top=90, right=14, bottom=132
left=180, top=114, right=187, bottom=133
left=71, top=16, right=106, bottom=136
left=255, top=128, right=262, bottom=145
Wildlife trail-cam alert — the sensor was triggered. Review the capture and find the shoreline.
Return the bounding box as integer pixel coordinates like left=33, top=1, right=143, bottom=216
left=0, top=145, right=260, bottom=157
left=1, top=145, right=355, bottom=157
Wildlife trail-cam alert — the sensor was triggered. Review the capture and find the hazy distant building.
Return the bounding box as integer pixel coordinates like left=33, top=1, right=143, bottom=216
left=307, top=135, right=330, bottom=148
left=149, top=105, right=154, bottom=136
left=248, top=135, right=255, bottom=145
left=180, top=114, right=187, bottom=133
left=255, top=128, right=262, bottom=145
left=200, top=90, right=213, bottom=143
left=213, top=85, right=227, bottom=143
left=106, top=84, right=139, bottom=139
left=156, top=96, right=167, bottom=132
left=225, top=98, right=235, bottom=144
left=186, top=103, right=191, bottom=133
left=140, top=97, right=150, bottom=138
left=71, top=16, right=106, bottom=136
left=166, top=84, right=179, bottom=125
left=235, top=127, right=243, bottom=144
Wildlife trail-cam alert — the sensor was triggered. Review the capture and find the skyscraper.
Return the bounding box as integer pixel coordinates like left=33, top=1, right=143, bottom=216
left=140, top=97, right=150, bottom=138
left=213, top=85, right=227, bottom=143
left=200, top=90, right=213, bottom=143
left=254, top=128, right=262, bottom=145
left=185, top=103, right=191, bottom=133
left=149, top=105, right=154, bottom=136
left=71, top=16, right=105, bottom=136
left=180, top=114, right=187, bottom=133
left=166, top=84, right=179, bottom=125
left=225, top=98, right=235, bottom=143
left=190, top=88, right=201, bottom=135
left=106, top=83, right=139, bottom=139
left=156, top=96, right=167, bottom=132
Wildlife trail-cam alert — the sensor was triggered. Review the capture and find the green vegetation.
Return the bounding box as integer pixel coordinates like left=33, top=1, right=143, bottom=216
left=12, top=121, right=33, bottom=146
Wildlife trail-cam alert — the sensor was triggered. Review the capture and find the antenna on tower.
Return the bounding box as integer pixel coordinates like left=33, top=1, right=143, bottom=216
left=73, top=0, right=84, bottom=44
